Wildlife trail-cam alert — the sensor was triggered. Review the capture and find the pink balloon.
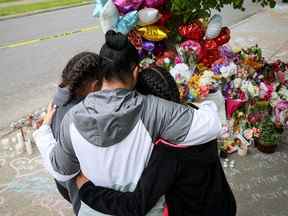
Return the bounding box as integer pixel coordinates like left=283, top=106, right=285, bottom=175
left=113, top=0, right=143, bottom=13
left=144, top=0, right=166, bottom=8
left=180, top=40, right=203, bottom=60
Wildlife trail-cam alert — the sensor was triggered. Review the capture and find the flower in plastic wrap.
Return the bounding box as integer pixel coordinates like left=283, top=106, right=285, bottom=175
left=220, top=62, right=237, bottom=79
left=170, top=63, right=192, bottom=85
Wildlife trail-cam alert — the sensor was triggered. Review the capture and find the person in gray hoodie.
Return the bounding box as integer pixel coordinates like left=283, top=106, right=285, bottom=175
left=35, top=30, right=222, bottom=216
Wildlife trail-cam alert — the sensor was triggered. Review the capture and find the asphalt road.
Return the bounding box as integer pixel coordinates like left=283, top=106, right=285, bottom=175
left=0, top=2, right=263, bottom=130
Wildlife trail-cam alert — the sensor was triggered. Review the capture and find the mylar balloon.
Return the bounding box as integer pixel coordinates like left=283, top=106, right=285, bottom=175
left=113, top=0, right=143, bottom=13
left=144, top=0, right=166, bottom=8
left=100, top=0, right=119, bottom=33
left=137, top=25, right=168, bottom=41
left=215, top=27, right=231, bottom=46
left=128, top=30, right=143, bottom=49
left=138, top=8, right=160, bottom=26
left=142, top=40, right=155, bottom=52
left=156, top=11, right=172, bottom=26
left=93, top=0, right=108, bottom=17
left=178, top=21, right=204, bottom=42
left=205, top=14, right=223, bottom=39
left=116, top=10, right=138, bottom=35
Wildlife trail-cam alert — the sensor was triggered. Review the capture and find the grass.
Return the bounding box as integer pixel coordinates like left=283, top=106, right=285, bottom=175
left=0, top=0, right=18, bottom=4
left=0, top=0, right=92, bottom=17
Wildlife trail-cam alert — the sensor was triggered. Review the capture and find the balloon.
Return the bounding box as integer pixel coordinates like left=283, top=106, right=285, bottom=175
left=142, top=40, right=155, bottom=52
left=178, top=21, right=204, bottom=42
left=144, top=0, right=166, bottom=8
left=100, top=0, right=119, bottom=33
left=215, top=27, right=231, bottom=46
left=113, top=0, right=143, bottom=13
left=202, top=39, right=220, bottom=66
left=205, top=14, right=223, bottom=39
left=93, top=0, right=108, bottom=17
left=137, top=26, right=168, bottom=41
left=156, top=11, right=172, bottom=26
left=138, top=8, right=160, bottom=26
left=180, top=40, right=202, bottom=60
left=116, top=10, right=139, bottom=35
left=128, top=30, right=142, bottom=49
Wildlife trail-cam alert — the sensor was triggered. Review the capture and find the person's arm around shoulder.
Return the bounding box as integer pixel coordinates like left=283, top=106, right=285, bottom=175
left=33, top=103, right=80, bottom=181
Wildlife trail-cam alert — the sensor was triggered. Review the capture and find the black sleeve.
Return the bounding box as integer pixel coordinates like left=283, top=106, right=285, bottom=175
left=79, top=145, right=178, bottom=216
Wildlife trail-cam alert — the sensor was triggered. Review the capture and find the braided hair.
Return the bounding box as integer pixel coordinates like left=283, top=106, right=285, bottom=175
left=60, top=52, right=102, bottom=101
left=136, top=66, right=180, bottom=103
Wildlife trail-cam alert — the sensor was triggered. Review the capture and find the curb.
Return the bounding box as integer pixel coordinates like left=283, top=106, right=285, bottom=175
left=0, top=1, right=93, bottom=21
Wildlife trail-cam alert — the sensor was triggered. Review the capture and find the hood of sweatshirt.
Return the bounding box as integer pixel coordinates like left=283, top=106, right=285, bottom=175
left=71, top=89, right=144, bottom=147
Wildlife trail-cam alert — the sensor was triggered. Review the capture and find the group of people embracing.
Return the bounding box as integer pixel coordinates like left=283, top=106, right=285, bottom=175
left=34, top=30, right=236, bottom=216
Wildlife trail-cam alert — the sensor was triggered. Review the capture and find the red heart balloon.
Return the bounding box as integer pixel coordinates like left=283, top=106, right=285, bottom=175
left=202, top=39, right=220, bottom=66
left=178, top=21, right=204, bottom=42
left=215, top=27, right=231, bottom=46
left=156, top=11, right=172, bottom=26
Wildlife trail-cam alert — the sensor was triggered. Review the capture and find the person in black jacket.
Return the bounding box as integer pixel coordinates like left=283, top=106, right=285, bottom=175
left=75, top=66, right=237, bottom=216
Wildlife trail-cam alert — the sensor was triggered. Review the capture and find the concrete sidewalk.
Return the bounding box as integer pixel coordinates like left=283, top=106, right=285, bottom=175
left=0, top=4, right=288, bottom=216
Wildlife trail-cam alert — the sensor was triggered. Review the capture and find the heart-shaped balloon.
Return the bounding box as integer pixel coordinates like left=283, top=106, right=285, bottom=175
left=113, top=0, right=143, bottom=13
left=116, top=10, right=139, bottom=34
left=138, top=8, right=160, bottom=26
left=180, top=40, right=203, bottom=60
left=144, top=0, right=166, bottom=8
left=93, top=0, right=108, bottom=17
left=178, top=21, right=204, bottom=42
left=202, top=39, right=220, bottom=66
left=205, top=14, right=223, bottom=39
left=100, top=0, right=119, bottom=33
left=215, top=27, right=231, bottom=46
left=137, top=25, right=168, bottom=41
left=156, top=11, right=172, bottom=26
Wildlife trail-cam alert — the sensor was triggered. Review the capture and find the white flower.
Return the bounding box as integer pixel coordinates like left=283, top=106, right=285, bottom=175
left=233, top=78, right=242, bottom=89
left=220, top=62, right=237, bottom=79
left=170, top=63, right=191, bottom=83
left=199, top=70, right=214, bottom=85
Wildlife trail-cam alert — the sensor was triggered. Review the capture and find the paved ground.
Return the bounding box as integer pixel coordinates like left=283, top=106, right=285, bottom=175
left=0, top=2, right=288, bottom=216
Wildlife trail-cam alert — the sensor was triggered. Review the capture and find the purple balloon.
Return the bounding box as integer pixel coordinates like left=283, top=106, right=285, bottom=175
left=113, top=0, right=143, bottom=14
left=142, top=41, right=155, bottom=52
left=144, top=0, right=166, bottom=8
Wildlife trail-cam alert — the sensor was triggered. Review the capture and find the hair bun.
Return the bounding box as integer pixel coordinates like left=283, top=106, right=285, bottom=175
left=105, top=30, right=129, bottom=51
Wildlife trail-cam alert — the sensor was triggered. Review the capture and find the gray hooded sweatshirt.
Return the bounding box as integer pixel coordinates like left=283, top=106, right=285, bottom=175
left=38, top=88, right=221, bottom=215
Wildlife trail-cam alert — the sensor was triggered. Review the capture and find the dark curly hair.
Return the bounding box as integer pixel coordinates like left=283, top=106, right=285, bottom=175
left=136, top=66, right=180, bottom=103
left=60, top=52, right=102, bottom=101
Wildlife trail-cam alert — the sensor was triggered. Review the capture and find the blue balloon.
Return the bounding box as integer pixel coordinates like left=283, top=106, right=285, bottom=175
left=93, top=0, right=108, bottom=17
left=116, top=10, right=138, bottom=35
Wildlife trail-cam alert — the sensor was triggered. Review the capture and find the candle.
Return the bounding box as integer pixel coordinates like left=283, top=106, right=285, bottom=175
left=15, top=133, right=24, bottom=155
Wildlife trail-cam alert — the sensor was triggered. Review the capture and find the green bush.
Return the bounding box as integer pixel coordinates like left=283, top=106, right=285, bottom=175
left=168, top=0, right=276, bottom=23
